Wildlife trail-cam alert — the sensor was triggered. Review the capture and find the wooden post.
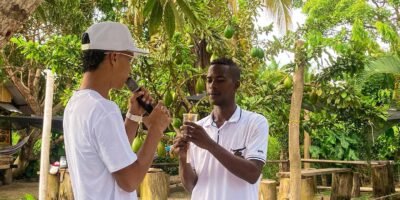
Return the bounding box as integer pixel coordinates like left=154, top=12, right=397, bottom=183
left=58, top=169, right=74, bottom=200
left=352, top=172, right=360, bottom=198
left=259, top=179, right=277, bottom=200
left=278, top=177, right=290, bottom=200
left=301, top=177, right=316, bottom=200
left=46, top=173, right=59, bottom=200
left=303, top=111, right=311, bottom=169
left=139, top=168, right=169, bottom=200
left=331, top=172, right=353, bottom=200
left=38, top=70, right=55, bottom=200
left=321, top=175, right=328, bottom=186
left=372, top=164, right=395, bottom=198
left=279, top=150, right=289, bottom=172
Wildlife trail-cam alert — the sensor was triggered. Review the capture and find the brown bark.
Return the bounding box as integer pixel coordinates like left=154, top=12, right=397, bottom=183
left=259, top=179, right=277, bottom=200
left=46, top=173, right=59, bottom=200
left=12, top=129, right=42, bottom=177
left=372, top=164, right=395, bottom=198
left=300, top=177, right=316, bottom=200
left=288, top=40, right=306, bottom=200
left=4, top=66, right=41, bottom=114
left=0, top=0, right=44, bottom=48
left=331, top=172, right=353, bottom=200
left=139, top=169, right=170, bottom=200
left=278, top=177, right=290, bottom=200
left=58, top=169, right=74, bottom=200
left=352, top=172, right=361, bottom=198
left=195, top=39, right=211, bottom=69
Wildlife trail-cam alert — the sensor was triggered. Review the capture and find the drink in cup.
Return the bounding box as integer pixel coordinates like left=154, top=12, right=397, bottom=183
left=183, top=113, right=198, bottom=163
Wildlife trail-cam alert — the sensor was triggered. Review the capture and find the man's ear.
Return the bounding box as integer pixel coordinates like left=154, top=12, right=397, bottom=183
left=108, top=52, right=117, bottom=66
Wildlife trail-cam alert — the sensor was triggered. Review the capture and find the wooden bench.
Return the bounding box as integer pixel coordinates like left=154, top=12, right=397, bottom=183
left=277, top=168, right=354, bottom=200
left=277, top=168, right=352, bottom=178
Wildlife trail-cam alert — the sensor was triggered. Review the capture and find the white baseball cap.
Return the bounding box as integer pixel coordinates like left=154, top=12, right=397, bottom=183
left=81, top=21, right=148, bottom=56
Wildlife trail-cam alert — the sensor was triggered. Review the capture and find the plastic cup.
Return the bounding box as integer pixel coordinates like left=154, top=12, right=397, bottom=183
left=183, top=113, right=198, bottom=163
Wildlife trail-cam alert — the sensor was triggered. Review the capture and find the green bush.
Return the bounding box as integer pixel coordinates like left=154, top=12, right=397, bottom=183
left=262, top=136, right=281, bottom=179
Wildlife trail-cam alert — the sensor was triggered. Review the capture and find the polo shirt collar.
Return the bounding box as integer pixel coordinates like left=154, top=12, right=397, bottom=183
left=204, top=105, right=242, bottom=127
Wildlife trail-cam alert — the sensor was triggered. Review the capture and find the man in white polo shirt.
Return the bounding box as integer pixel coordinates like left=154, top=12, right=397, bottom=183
left=173, top=57, right=269, bottom=200
left=63, top=22, right=171, bottom=200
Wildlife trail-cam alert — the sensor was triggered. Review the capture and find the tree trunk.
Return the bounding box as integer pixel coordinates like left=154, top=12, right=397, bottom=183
left=259, top=179, right=277, bottom=200
left=46, top=173, right=59, bottom=200
left=352, top=172, right=361, bottom=198
left=12, top=129, right=41, bottom=177
left=195, top=39, right=211, bottom=69
left=139, top=168, right=169, bottom=200
left=331, top=172, right=353, bottom=200
left=278, top=177, right=290, bottom=200
left=288, top=40, right=306, bottom=200
left=58, top=169, right=74, bottom=200
left=372, top=164, right=395, bottom=198
left=0, top=0, right=44, bottom=48
left=301, top=177, right=316, bottom=200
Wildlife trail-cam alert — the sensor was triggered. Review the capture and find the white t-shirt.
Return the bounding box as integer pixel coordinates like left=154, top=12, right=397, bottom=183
left=189, top=106, right=269, bottom=200
left=63, top=90, right=137, bottom=200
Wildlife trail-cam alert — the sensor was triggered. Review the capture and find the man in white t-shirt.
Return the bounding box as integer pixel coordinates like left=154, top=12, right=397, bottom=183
left=63, top=22, right=171, bottom=200
left=173, top=57, right=269, bottom=200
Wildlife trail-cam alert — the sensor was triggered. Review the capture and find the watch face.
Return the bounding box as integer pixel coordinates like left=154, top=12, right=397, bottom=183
left=126, top=77, right=140, bottom=92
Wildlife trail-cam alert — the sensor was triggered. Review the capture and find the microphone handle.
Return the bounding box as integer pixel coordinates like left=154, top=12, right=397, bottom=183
left=126, top=77, right=153, bottom=114
left=136, top=91, right=153, bottom=113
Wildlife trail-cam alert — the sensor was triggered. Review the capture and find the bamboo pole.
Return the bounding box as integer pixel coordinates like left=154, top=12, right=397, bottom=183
left=38, top=70, right=55, bottom=200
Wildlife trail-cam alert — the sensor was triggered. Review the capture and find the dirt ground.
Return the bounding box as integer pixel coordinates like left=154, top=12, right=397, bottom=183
left=0, top=180, right=38, bottom=200
left=0, top=180, right=190, bottom=200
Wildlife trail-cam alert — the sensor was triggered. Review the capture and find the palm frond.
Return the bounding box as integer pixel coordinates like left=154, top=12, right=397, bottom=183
left=365, top=55, right=400, bottom=76
left=263, top=0, right=292, bottom=33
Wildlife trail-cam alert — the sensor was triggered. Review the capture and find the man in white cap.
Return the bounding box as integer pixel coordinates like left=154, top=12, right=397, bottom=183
left=63, top=22, right=171, bottom=200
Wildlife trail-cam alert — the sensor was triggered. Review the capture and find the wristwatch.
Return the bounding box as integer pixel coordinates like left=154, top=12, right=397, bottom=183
left=126, top=112, right=143, bottom=123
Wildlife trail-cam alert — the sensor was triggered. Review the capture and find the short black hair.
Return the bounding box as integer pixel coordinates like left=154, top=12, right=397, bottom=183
left=81, top=32, right=106, bottom=72
left=210, top=57, right=241, bottom=81
left=81, top=50, right=106, bottom=72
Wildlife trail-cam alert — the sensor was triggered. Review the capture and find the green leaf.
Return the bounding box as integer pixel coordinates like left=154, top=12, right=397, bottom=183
left=164, top=1, right=175, bottom=38
left=165, top=132, right=176, bottom=137
left=143, top=0, right=156, bottom=17
left=341, top=92, right=347, bottom=98
left=340, top=137, right=349, bottom=149
left=309, top=145, right=321, bottom=158
left=175, top=0, right=200, bottom=25
left=337, top=147, right=344, bottom=159
left=316, top=89, right=323, bottom=96
left=348, top=149, right=358, bottom=160
left=149, top=0, right=163, bottom=35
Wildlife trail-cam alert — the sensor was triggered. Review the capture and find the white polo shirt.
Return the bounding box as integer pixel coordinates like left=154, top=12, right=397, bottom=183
left=189, top=106, right=269, bottom=200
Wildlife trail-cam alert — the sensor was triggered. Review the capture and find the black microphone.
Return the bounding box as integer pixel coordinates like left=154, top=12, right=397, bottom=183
left=125, top=77, right=153, bottom=113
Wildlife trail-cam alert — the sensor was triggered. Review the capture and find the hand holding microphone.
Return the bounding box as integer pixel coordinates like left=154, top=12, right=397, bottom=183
left=126, top=77, right=171, bottom=137
left=126, top=77, right=154, bottom=115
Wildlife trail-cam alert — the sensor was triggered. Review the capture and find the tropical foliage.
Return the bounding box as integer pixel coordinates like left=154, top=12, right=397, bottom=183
left=0, top=0, right=399, bottom=184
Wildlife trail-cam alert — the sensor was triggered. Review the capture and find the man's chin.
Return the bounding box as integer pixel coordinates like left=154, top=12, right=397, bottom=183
left=209, top=98, right=222, bottom=106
